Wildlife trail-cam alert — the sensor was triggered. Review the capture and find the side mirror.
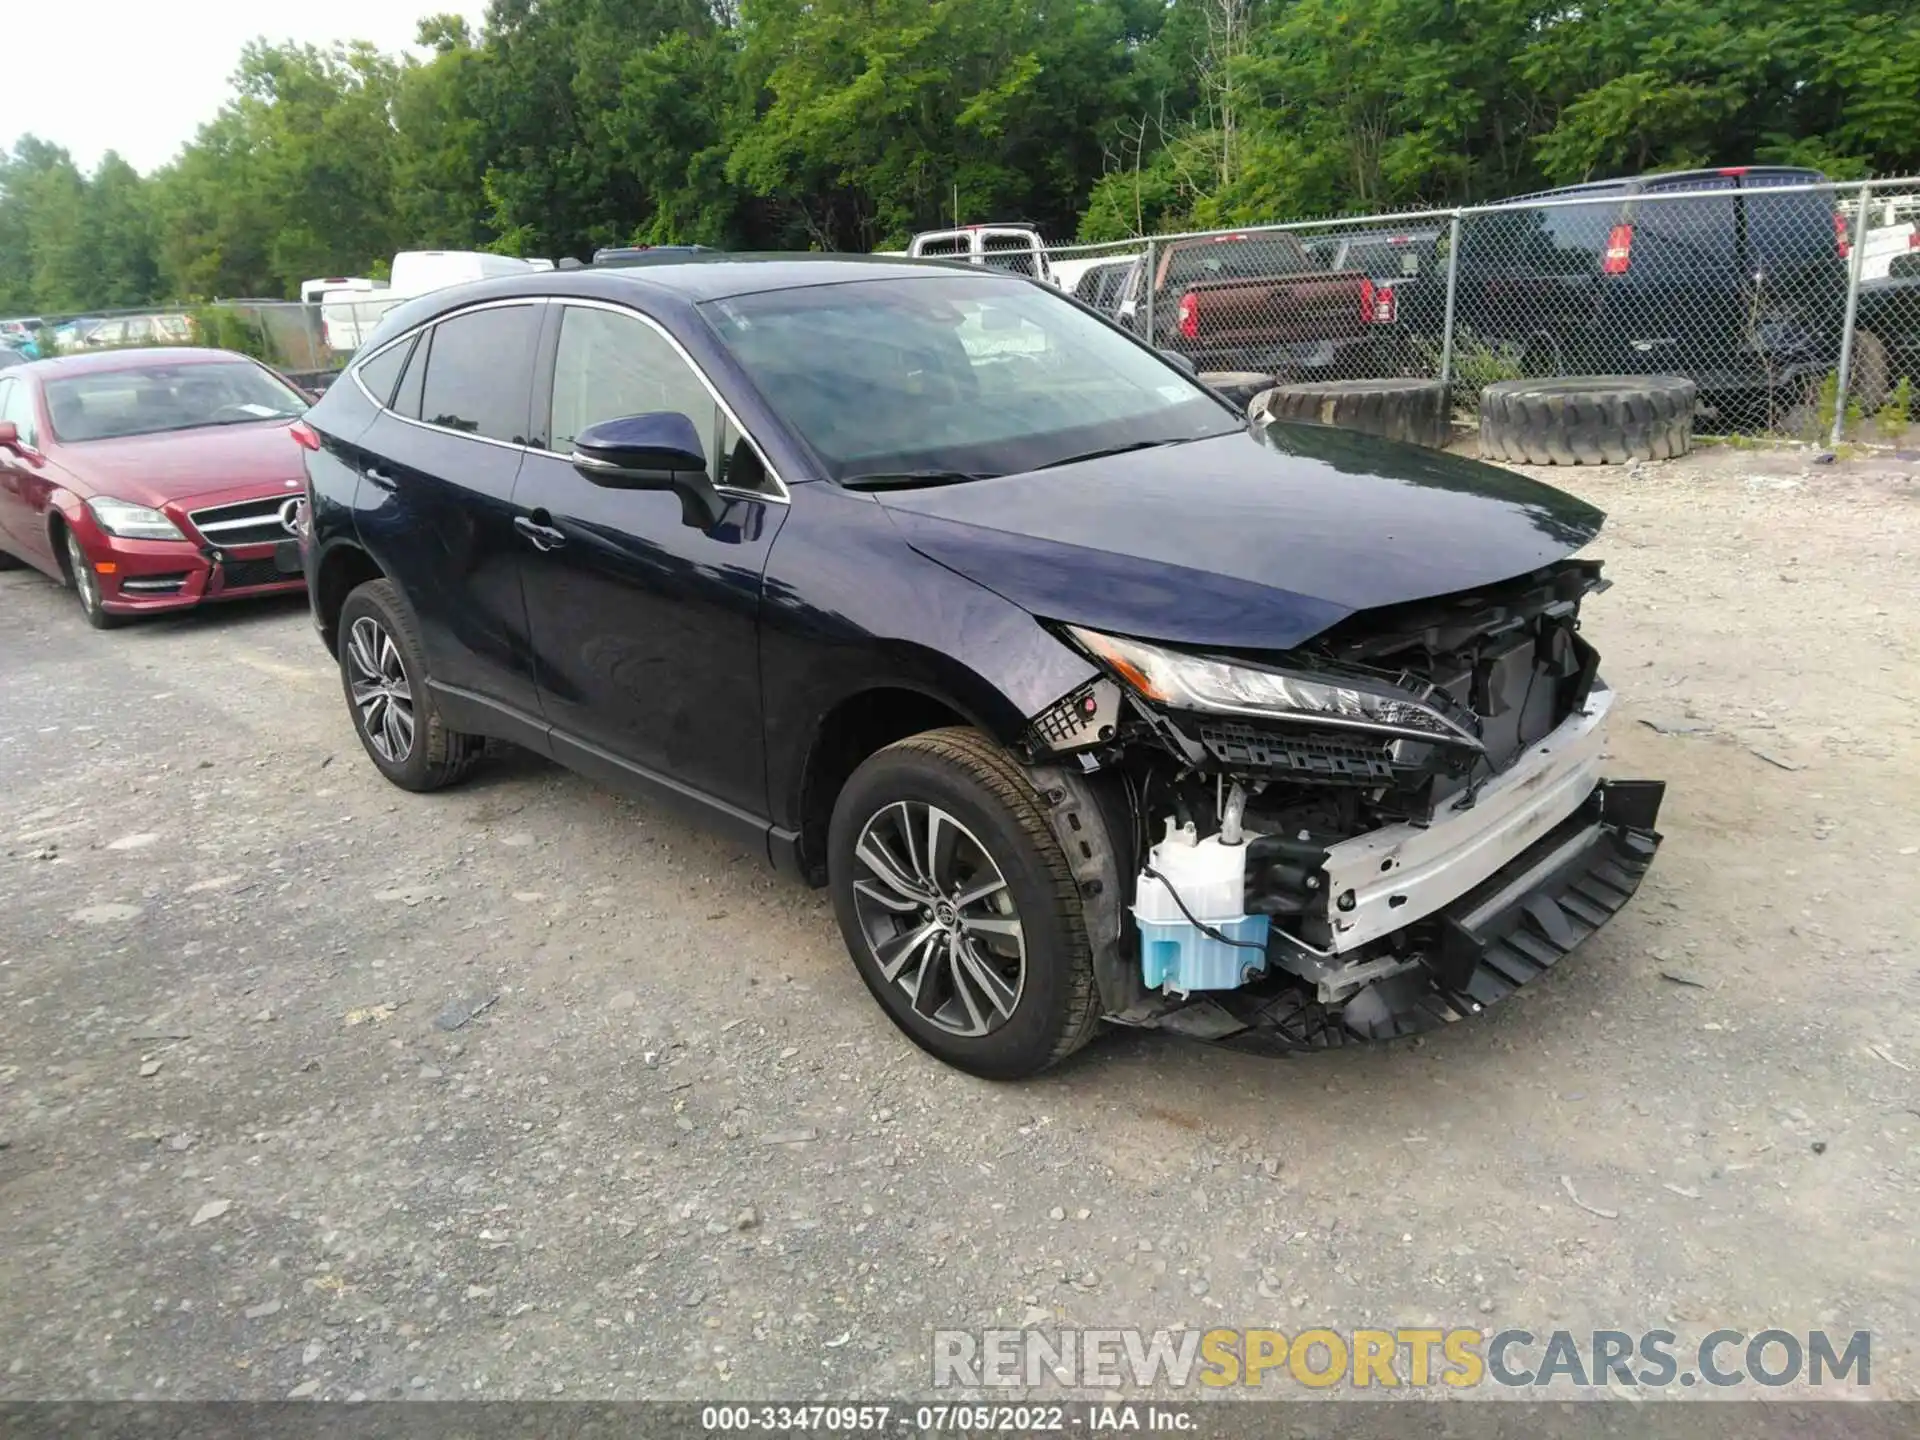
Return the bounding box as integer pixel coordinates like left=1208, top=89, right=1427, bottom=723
left=572, top=412, right=724, bottom=529
left=1159, top=350, right=1197, bottom=376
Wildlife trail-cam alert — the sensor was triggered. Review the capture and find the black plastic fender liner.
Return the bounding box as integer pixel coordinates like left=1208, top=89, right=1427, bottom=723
left=1478, top=375, right=1696, bottom=465
left=1027, top=761, right=1143, bottom=1018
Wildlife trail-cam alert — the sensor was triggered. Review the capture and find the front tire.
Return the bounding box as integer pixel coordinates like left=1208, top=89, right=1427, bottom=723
left=336, top=579, right=483, bottom=792
left=64, top=528, right=122, bottom=630
left=827, top=727, right=1101, bottom=1080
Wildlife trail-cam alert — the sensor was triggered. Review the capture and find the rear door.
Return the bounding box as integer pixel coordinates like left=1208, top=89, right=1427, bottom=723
left=1739, top=170, right=1847, bottom=371
left=353, top=300, right=544, bottom=719
left=1618, top=175, right=1741, bottom=378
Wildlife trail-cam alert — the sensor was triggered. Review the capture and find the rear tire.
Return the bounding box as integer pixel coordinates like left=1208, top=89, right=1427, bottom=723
left=1251, top=378, right=1451, bottom=448
left=1849, top=330, right=1890, bottom=414
left=827, top=727, right=1101, bottom=1080
left=336, top=579, right=484, bottom=792
left=1478, top=375, right=1696, bottom=465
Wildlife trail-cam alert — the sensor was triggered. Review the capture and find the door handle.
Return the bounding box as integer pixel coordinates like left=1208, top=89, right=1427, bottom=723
left=363, top=466, right=397, bottom=491
left=515, top=514, right=567, bottom=552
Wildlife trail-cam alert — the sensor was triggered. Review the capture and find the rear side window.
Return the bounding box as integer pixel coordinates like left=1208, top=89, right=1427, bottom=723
left=1475, top=189, right=1628, bottom=275
left=393, top=334, right=427, bottom=419
left=1743, top=174, right=1842, bottom=268
left=415, top=305, right=540, bottom=443
left=981, top=234, right=1040, bottom=277
left=1340, top=237, right=1431, bottom=278
left=1632, top=179, right=1737, bottom=269
left=354, top=337, right=412, bottom=408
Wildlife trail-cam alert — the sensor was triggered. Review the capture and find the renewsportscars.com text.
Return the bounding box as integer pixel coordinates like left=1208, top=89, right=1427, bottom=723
left=932, top=1327, right=1872, bottom=1391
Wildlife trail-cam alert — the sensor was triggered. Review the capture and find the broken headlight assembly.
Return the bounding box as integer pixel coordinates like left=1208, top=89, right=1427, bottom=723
left=1065, top=625, right=1482, bottom=752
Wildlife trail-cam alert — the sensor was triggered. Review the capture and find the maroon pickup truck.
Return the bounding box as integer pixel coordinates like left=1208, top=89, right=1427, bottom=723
left=1152, top=231, right=1392, bottom=378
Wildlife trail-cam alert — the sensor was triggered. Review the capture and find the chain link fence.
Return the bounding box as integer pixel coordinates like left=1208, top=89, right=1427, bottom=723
left=1052, top=175, right=1920, bottom=446
left=8, top=177, right=1917, bottom=445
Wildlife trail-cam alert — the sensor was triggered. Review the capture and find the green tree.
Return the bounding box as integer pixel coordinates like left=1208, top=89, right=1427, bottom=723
left=7, top=0, right=1920, bottom=315
left=89, top=154, right=161, bottom=307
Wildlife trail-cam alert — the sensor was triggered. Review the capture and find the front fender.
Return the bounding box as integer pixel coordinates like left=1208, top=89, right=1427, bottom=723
left=44, top=485, right=96, bottom=547
left=760, top=483, right=1098, bottom=837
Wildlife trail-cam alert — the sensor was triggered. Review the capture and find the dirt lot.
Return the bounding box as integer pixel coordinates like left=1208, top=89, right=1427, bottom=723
left=1, top=442, right=1917, bottom=1404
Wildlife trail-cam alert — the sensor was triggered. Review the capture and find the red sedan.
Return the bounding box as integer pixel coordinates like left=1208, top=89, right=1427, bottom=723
left=0, top=348, right=312, bottom=629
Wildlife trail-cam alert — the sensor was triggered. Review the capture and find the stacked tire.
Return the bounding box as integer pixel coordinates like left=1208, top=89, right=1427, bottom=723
left=1478, top=376, right=1695, bottom=465
left=1249, top=379, right=1451, bottom=449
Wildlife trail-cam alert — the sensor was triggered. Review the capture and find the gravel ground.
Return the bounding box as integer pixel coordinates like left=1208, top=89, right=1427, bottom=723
left=1, top=441, right=1917, bottom=1404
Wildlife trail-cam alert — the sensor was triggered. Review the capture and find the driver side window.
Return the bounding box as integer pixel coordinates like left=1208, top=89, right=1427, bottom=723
left=550, top=305, right=721, bottom=482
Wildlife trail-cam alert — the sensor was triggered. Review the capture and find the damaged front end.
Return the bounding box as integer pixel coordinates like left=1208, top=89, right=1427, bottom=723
left=1020, top=558, right=1665, bottom=1051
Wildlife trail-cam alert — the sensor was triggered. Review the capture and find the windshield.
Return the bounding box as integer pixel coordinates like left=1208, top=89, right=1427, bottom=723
left=44, top=361, right=306, bottom=442
left=701, top=275, right=1237, bottom=481
left=1340, top=238, right=1431, bottom=278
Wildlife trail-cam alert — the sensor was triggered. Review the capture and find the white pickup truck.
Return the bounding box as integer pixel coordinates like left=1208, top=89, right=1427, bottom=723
left=906, top=225, right=1054, bottom=285
left=1859, top=197, right=1919, bottom=281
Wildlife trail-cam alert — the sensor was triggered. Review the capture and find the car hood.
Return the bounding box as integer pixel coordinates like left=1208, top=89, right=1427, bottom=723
left=53, top=420, right=305, bottom=509
left=875, top=422, right=1605, bottom=652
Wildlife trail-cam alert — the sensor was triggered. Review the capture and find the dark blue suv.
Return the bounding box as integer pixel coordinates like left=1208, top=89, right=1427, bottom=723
left=299, top=255, right=1664, bottom=1077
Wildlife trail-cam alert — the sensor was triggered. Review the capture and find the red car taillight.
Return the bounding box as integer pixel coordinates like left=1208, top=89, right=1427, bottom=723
left=1359, top=276, right=1376, bottom=323
left=1834, top=211, right=1852, bottom=260
left=1363, top=281, right=1396, bottom=324
left=1602, top=224, right=1634, bottom=275
left=290, top=420, right=322, bottom=451
left=1177, top=292, right=1199, bottom=339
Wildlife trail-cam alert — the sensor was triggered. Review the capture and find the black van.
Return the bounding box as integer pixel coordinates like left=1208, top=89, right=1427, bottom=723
left=1454, top=167, right=1849, bottom=408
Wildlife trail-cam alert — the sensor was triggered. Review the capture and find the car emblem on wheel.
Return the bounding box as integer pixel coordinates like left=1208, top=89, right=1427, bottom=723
left=279, top=497, right=308, bottom=537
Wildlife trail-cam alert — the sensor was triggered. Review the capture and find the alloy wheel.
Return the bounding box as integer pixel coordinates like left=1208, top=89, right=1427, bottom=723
left=849, top=801, right=1026, bottom=1038
left=65, top=531, right=101, bottom=617
left=346, top=616, right=416, bottom=763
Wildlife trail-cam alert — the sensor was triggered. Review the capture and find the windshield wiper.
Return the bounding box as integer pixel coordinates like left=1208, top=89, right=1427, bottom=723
left=840, top=469, right=998, bottom=491
left=1033, top=438, right=1189, bottom=471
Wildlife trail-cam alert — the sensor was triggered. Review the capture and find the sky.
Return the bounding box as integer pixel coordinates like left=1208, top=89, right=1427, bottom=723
left=1, top=0, right=491, bottom=176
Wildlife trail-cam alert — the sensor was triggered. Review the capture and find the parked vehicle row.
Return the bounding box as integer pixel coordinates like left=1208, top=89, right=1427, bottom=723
left=1045, top=167, right=1919, bottom=418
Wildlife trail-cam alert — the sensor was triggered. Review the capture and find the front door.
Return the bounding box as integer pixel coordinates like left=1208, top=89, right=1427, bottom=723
left=513, top=300, right=789, bottom=831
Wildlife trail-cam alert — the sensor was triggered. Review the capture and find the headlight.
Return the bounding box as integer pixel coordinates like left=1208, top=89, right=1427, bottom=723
left=87, top=497, right=185, bottom=541
left=1066, top=625, right=1482, bottom=750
